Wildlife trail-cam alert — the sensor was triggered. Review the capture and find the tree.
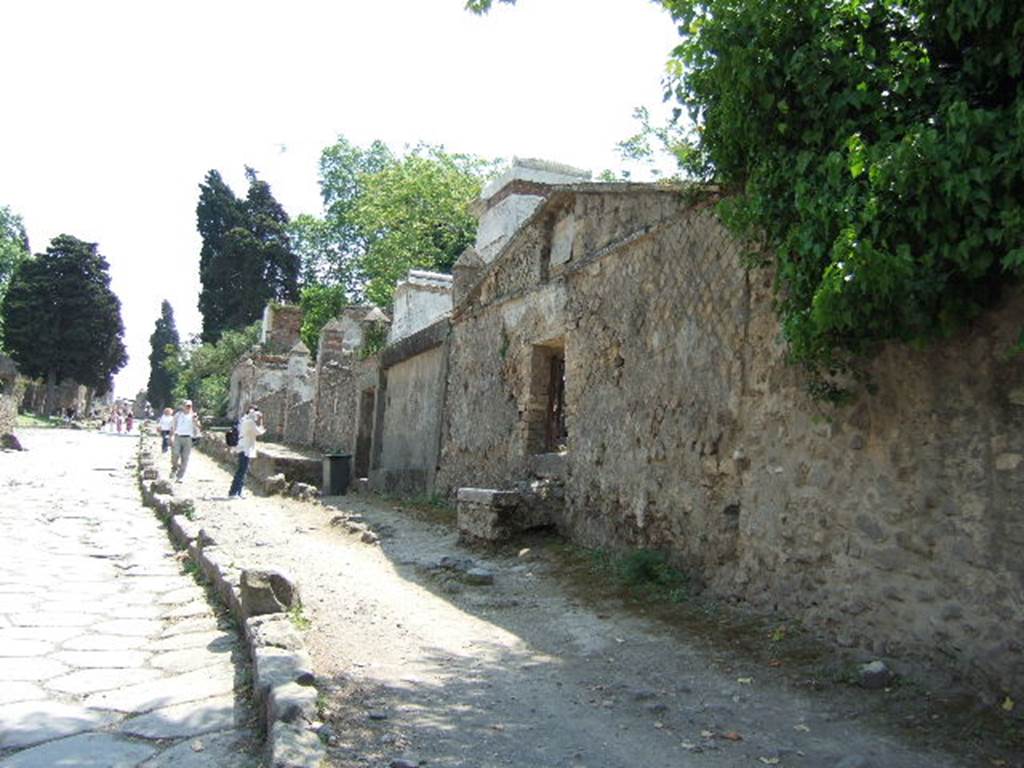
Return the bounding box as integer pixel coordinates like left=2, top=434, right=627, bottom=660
left=296, top=137, right=495, bottom=308
left=1, top=234, right=127, bottom=411
left=146, top=300, right=180, bottom=410
left=168, top=322, right=261, bottom=418
left=352, top=146, right=496, bottom=306
left=244, top=167, right=299, bottom=306
left=0, top=205, right=31, bottom=349
left=196, top=169, right=299, bottom=343
left=299, top=283, right=347, bottom=356
left=660, top=0, right=1024, bottom=384
left=197, top=170, right=245, bottom=343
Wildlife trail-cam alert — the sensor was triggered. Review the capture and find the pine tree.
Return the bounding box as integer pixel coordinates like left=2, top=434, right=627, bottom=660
left=146, top=300, right=180, bottom=410
left=197, top=170, right=245, bottom=343
left=1, top=234, right=127, bottom=411
left=196, top=169, right=299, bottom=342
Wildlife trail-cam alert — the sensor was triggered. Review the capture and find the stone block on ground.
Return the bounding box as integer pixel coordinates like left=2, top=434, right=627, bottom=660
left=265, top=473, right=289, bottom=495
left=254, top=646, right=315, bottom=702
left=246, top=614, right=305, bottom=651
left=458, top=487, right=549, bottom=542
left=1, top=433, right=24, bottom=451
left=240, top=568, right=300, bottom=618
left=267, top=681, right=318, bottom=724
left=268, top=720, right=326, bottom=768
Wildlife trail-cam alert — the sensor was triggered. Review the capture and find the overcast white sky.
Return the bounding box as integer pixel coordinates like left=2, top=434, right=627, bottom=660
left=0, top=0, right=680, bottom=397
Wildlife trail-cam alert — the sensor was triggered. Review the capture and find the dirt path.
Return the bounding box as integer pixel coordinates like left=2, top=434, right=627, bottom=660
left=169, top=437, right=1017, bottom=768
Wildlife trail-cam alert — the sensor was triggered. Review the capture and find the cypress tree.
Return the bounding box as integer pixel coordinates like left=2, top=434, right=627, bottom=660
left=146, top=300, right=180, bottom=409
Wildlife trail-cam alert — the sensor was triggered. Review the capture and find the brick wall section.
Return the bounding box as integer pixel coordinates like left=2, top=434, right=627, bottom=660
left=438, top=188, right=1024, bottom=696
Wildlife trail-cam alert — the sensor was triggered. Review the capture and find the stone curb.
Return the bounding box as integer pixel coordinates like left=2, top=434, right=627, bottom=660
left=135, top=436, right=327, bottom=768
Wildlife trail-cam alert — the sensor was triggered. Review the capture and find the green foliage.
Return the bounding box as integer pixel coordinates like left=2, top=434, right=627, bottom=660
left=354, top=146, right=495, bottom=306
left=358, top=320, right=389, bottom=360
left=305, top=136, right=497, bottom=309
left=590, top=547, right=690, bottom=602
left=0, top=205, right=30, bottom=349
left=168, top=322, right=260, bottom=418
left=465, top=0, right=515, bottom=13
left=1, top=234, right=126, bottom=396
left=299, top=283, right=347, bottom=356
left=660, top=0, right=1024, bottom=378
left=197, top=169, right=299, bottom=343
left=146, top=300, right=180, bottom=410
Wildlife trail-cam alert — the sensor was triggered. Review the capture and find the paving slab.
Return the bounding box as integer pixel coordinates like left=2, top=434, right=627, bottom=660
left=83, top=663, right=237, bottom=713
left=150, top=645, right=234, bottom=674
left=91, top=618, right=164, bottom=637
left=149, top=630, right=236, bottom=652
left=0, top=732, right=156, bottom=767
left=137, top=728, right=260, bottom=768
left=0, top=657, right=69, bottom=682
left=119, top=694, right=245, bottom=739
left=0, top=700, right=122, bottom=750
left=61, top=634, right=150, bottom=651
left=47, top=667, right=164, bottom=695
left=0, top=682, right=47, bottom=706
left=0, top=639, right=55, bottom=657
left=51, top=650, right=151, bottom=668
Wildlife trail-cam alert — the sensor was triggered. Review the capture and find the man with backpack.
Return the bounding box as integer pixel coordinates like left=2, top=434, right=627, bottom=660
left=228, top=406, right=264, bottom=499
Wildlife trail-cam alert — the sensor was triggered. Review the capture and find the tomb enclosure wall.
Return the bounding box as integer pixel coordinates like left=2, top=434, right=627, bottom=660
left=437, top=183, right=1024, bottom=696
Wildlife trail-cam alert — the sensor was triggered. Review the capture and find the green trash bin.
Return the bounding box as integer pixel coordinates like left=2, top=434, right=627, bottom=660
left=322, top=453, right=352, bottom=496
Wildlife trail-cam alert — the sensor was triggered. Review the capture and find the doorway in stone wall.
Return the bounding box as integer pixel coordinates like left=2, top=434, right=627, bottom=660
left=527, top=339, right=567, bottom=454
left=354, top=387, right=376, bottom=478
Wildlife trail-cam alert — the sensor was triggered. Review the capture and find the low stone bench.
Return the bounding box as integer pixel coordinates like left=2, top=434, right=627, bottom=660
left=457, top=487, right=553, bottom=543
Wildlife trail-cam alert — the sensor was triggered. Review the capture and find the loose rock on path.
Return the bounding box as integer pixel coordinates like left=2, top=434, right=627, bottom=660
left=0, top=429, right=259, bottom=767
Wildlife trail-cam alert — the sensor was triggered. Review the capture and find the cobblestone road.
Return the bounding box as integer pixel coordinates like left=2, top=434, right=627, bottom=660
left=0, top=428, right=260, bottom=767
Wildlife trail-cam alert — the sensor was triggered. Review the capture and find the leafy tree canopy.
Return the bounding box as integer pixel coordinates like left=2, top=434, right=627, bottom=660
left=299, top=283, right=347, bottom=357
left=295, top=137, right=497, bottom=308
left=168, top=322, right=261, bottom=418
left=1, top=234, right=127, bottom=395
left=354, top=146, right=495, bottom=306
left=146, top=299, right=180, bottom=410
left=662, top=0, right=1024, bottom=379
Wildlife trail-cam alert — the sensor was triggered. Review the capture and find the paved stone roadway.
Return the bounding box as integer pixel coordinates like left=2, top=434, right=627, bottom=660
left=0, top=429, right=260, bottom=767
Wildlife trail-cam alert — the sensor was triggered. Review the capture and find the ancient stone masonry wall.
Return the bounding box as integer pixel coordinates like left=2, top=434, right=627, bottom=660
left=371, top=320, right=450, bottom=494
left=0, top=356, right=22, bottom=437
left=438, top=186, right=1024, bottom=696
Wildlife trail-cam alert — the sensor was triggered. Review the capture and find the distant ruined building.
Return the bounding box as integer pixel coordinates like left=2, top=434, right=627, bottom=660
left=227, top=158, right=1024, bottom=698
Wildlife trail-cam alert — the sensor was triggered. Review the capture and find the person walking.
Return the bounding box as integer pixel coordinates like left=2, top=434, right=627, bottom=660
left=158, top=407, right=174, bottom=452
left=170, top=400, right=199, bottom=481
left=228, top=407, right=265, bottom=499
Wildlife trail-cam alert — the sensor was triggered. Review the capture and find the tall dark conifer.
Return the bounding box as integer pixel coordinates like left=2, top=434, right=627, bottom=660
left=146, top=300, right=180, bottom=409
left=197, top=170, right=245, bottom=343
left=1, top=234, right=127, bottom=411
left=196, top=168, right=299, bottom=343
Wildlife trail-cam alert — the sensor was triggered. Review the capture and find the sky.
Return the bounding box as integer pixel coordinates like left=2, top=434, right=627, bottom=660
left=1, top=0, right=681, bottom=398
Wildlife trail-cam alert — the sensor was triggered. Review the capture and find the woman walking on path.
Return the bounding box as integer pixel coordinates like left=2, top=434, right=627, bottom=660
left=228, top=407, right=265, bottom=498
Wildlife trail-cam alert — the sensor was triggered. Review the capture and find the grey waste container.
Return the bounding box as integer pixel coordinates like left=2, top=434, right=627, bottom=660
left=322, top=453, right=352, bottom=496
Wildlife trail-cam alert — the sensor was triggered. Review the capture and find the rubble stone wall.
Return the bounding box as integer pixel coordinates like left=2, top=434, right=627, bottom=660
left=438, top=192, right=1024, bottom=694
left=373, top=340, right=448, bottom=494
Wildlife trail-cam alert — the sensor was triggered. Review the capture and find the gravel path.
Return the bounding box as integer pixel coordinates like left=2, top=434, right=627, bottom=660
left=0, top=429, right=260, bottom=767
left=170, top=435, right=1010, bottom=768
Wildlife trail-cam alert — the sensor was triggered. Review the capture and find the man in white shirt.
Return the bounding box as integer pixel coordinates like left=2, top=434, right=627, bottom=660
left=170, top=400, right=199, bottom=481
left=228, top=406, right=265, bottom=498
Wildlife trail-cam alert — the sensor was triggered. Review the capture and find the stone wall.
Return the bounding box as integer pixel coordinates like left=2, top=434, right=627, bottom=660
left=437, top=185, right=1024, bottom=696
left=371, top=320, right=450, bottom=494
left=0, top=356, right=22, bottom=437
